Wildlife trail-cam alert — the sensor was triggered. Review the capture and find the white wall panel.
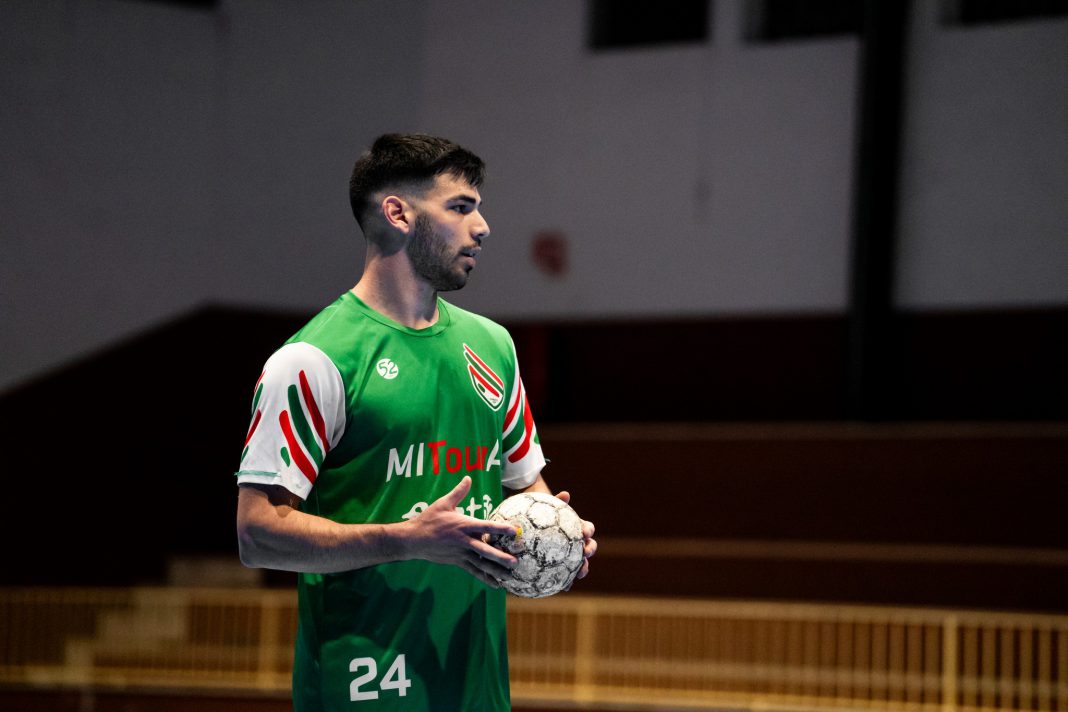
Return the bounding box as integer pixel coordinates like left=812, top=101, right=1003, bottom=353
left=897, top=6, right=1068, bottom=308
left=2, top=0, right=1064, bottom=393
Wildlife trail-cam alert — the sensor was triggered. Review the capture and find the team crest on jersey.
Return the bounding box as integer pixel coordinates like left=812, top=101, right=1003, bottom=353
left=463, top=343, right=505, bottom=411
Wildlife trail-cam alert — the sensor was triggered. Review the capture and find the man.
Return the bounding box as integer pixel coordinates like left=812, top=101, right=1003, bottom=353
left=235, top=133, right=596, bottom=711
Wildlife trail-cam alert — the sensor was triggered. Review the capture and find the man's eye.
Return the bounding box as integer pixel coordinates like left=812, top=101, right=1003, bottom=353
left=451, top=205, right=470, bottom=213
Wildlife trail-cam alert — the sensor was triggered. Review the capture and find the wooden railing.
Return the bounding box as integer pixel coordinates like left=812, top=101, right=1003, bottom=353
left=1, top=587, right=1066, bottom=711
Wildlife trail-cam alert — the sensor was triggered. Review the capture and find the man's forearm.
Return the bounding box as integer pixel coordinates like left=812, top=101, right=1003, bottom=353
left=237, top=486, right=413, bottom=573
left=236, top=478, right=521, bottom=581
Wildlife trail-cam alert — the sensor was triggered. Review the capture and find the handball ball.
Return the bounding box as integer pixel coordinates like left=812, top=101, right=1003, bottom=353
left=488, top=492, right=585, bottom=598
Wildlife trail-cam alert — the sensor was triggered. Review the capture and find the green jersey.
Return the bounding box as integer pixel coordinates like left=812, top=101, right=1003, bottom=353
left=236, top=291, right=546, bottom=711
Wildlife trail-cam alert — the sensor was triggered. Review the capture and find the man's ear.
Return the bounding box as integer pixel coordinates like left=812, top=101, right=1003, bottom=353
left=381, top=195, right=413, bottom=234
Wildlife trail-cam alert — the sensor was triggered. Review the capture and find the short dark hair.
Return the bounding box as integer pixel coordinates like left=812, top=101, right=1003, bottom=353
left=348, top=133, right=485, bottom=228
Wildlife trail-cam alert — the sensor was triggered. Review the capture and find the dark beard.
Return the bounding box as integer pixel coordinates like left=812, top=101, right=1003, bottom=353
left=407, top=213, right=469, bottom=292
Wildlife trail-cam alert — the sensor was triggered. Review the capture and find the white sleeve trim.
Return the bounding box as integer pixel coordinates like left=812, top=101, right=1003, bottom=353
left=500, top=460, right=542, bottom=490
left=235, top=342, right=346, bottom=500
left=499, top=344, right=546, bottom=489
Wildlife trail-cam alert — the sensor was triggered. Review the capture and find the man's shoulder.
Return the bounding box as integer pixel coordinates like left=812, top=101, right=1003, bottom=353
left=276, top=293, right=378, bottom=380
left=442, top=300, right=512, bottom=341
left=285, top=292, right=391, bottom=359
left=441, top=299, right=507, bottom=331
left=287, top=293, right=357, bottom=342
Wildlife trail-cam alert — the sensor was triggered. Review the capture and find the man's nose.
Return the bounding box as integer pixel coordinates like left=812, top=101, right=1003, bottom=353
left=472, top=213, right=490, bottom=243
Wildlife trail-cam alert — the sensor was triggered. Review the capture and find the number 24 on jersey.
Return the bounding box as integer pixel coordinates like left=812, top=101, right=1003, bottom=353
left=350, top=654, right=412, bottom=702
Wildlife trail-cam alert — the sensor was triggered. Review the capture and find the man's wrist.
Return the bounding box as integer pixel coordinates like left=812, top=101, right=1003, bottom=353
left=376, top=521, right=415, bottom=563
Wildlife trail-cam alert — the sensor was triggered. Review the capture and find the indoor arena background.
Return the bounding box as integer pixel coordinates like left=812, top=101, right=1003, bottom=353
left=2, top=1, right=1067, bottom=711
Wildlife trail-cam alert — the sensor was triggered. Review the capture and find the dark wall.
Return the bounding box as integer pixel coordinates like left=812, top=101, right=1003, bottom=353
left=1, top=306, right=1065, bottom=610
left=542, top=422, right=1068, bottom=611
left=1, top=308, right=307, bottom=586
left=511, top=308, right=1068, bottom=422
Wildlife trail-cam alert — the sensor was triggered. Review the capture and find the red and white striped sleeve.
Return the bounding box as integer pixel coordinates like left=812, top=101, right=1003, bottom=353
left=235, top=342, right=346, bottom=500
left=499, top=353, right=546, bottom=490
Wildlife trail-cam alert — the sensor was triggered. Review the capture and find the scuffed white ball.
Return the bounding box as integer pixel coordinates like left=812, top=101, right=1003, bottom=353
left=488, top=492, right=585, bottom=598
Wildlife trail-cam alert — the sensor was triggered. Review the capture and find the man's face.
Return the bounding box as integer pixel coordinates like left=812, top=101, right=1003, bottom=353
left=406, top=173, right=490, bottom=292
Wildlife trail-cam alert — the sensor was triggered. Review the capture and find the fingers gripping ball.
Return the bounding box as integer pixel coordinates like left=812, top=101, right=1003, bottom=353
left=488, top=492, right=585, bottom=598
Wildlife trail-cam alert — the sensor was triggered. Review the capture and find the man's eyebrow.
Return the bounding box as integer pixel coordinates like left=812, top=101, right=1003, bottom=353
left=447, top=193, right=481, bottom=206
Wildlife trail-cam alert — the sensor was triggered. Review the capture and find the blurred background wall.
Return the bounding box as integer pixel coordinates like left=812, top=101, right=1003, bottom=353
left=3, top=0, right=1065, bottom=394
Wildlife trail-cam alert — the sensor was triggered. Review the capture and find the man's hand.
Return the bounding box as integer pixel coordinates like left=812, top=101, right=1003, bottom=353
left=406, top=476, right=522, bottom=587
left=553, top=490, right=597, bottom=580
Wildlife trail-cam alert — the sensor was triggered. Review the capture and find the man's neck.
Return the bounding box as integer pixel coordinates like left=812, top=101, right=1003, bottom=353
left=352, top=268, right=439, bottom=330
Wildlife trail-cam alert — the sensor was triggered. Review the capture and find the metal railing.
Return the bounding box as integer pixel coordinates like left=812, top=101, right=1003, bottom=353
left=508, top=596, right=1068, bottom=711
left=1, top=587, right=1066, bottom=711
left=0, top=587, right=296, bottom=691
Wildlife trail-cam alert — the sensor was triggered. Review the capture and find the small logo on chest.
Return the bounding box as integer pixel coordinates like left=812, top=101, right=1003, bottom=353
left=462, top=343, right=505, bottom=411
left=376, top=358, right=399, bottom=380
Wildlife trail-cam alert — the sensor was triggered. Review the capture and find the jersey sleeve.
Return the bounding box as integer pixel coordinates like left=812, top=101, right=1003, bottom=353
left=235, top=342, right=346, bottom=500
left=499, top=351, right=546, bottom=490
